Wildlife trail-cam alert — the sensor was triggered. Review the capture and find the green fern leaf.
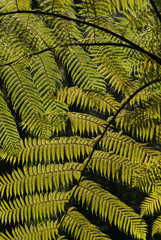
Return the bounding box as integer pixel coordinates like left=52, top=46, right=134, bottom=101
left=63, top=207, right=111, bottom=240
left=55, top=45, right=106, bottom=91
left=0, top=162, right=83, bottom=198
left=91, top=45, right=134, bottom=95
left=0, top=63, right=52, bottom=138
left=31, top=51, right=63, bottom=108
left=0, top=90, right=20, bottom=155
left=0, top=0, right=161, bottom=239
left=0, top=220, right=65, bottom=240
left=99, top=130, right=157, bottom=164
left=0, top=0, right=31, bottom=11
left=133, top=161, right=161, bottom=193
left=68, top=112, right=106, bottom=135
left=48, top=100, right=69, bottom=134
left=0, top=137, right=94, bottom=164
left=0, top=191, right=69, bottom=224
left=74, top=180, right=147, bottom=239
left=85, top=150, right=142, bottom=186
left=57, top=87, right=119, bottom=114
left=141, top=191, right=161, bottom=216
left=116, top=106, right=161, bottom=142
left=152, top=215, right=161, bottom=238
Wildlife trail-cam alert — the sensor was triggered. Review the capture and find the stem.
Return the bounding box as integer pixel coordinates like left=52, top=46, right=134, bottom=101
left=59, top=77, right=161, bottom=229
left=0, top=10, right=161, bottom=64
left=149, top=0, right=161, bottom=23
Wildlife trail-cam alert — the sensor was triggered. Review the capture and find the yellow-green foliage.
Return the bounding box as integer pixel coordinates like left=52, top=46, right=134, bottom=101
left=0, top=0, right=161, bottom=240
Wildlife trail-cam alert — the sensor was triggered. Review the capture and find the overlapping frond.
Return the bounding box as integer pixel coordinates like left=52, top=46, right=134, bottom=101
left=99, top=131, right=157, bottom=164
left=134, top=163, right=161, bottom=193
left=0, top=137, right=94, bottom=164
left=0, top=162, right=82, bottom=198
left=40, top=0, right=75, bottom=14
left=85, top=150, right=143, bottom=186
left=118, top=1, right=159, bottom=48
left=0, top=90, right=20, bottom=155
left=141, top=191, right=161, bottom=216
left=74, top=180, right=147, bottom=239
left=116, top=107, right=161, bottom=142
left=55, top=45, right=106, bottom=91
left=77, top=0, right=142, bottom=16
left=128, top=89, right=161, bottom=108
left=63, top=207, right=111, bottom=240
left=0, top=18, right=30, bottom=65
left=43, top=1, right=107, bottom=91
left=0, top=191, right=69, bottom=224
left=57, top=87, right=119, bottom=114
left=0, top=63, right=52, bottom=138
left=152, top=216, right=161, bottom=238
left=91, top=45, right=134, bottom=95
left=0, top=0, right=31, bottom=11
left=31, top=51, right=63, bottom=107
left=9, top=13, right=51, bottom=55
left=0, top=220, right=63, bottom=240
left=49, top=100, right=69, bottom=134
left=68, top=112, right=106, bottom=135
left=98, top=131, right=161, bottom=193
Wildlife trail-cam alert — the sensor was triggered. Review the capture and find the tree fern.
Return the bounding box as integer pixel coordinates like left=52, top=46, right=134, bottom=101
left=0, top=0, right=161, bottom=240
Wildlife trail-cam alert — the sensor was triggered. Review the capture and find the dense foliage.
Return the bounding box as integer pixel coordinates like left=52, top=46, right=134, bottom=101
left=0, top=0, right=161, bottom=239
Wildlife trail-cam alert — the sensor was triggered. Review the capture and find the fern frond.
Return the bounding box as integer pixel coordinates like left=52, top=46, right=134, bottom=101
left=0, top=0, right=31, bottom=11
left=55, top=45, right=106, bottom=91
left=91, top=45, right=134, bottom=95
left=116, top=107, right=160, bottom=142
left=77, top=0, right=138, bottom=16
left=0, top=18, right=30, bottom=65
left=48, top=100, right=69, bottom=134
left=1, top=137, right=94, bottom=164
left=0, top=162, right=83, bottom=198
left=128, top=89, right=161, bottom=108
left=99, top=131, right=161, bottom=193
left=85, top=150, right=142, bottom=186
left=0, top=220, right=63, bottom=240
left=57, top=87, right=119, bottom=114
left=74, top=180, right=147, bottom=239
left=152, top=215, right=161, bottom=238
left=0, top=63, right=52, bottom=138
left=134, top=162, right=161, bottom=193
left=0, top=0, right=160, bottom=239
left=68, top=112, right=106, bottom=135
left=41, top=0, right=106, bottom=91
left=40, top=0, right=75, bottom=13
left=0, top=191, right=69, bottom=224
left=31, top=51, right=63, bottom=108
left=118, top=2, right=158, bottom=47
left=99, top=130, right=157, bottom=164
left=63, top=207, right=111, bottom=240
left=141, top=191, right=161, bottom=216
left=0, top=90, right=20, bottom=155
left=4, top=12, right=55, bottom=61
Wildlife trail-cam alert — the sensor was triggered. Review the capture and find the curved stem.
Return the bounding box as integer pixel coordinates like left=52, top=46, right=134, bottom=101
left=149, top=0, right=161, bottom=23
left=59, top=77, right=161, bottom=229
left=0, top=10, right=161, bottom=64
left=0, top=43, right=133, bottom=68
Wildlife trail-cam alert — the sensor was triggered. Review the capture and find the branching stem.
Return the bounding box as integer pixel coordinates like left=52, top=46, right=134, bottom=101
left=59, top=78, right=161, bottom=230
left=0, top=10, right=161, bottom=64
